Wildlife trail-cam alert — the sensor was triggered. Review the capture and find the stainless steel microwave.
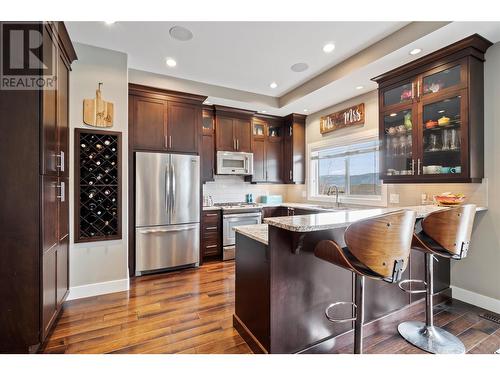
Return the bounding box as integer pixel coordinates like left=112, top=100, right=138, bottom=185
left=216, top=151, right=253, bottom=175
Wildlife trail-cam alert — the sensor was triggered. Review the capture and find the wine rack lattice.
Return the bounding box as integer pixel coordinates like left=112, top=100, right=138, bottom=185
left=75, top=129, right=121, bottom=242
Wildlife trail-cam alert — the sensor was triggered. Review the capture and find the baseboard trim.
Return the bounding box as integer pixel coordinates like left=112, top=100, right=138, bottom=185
left=451, top=285, right=500, bottom=314
left=67, top=278, right=129, bottom=301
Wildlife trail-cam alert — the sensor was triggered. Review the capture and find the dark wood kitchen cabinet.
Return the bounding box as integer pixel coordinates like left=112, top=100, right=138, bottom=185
left=246, top=115, right=283, bottom=183
left=214, top=105, right=254, bottom=152
left=0, top=22, right=77, bottom=353
left=201, top=210, right=222, bottom=260
left=372, top=34, right=492, bottom=183
left=201, top=106, right=215, bottom=183
left=129, top=84, right=207, bottom=154
left=283, top=113, right=306, bottom=184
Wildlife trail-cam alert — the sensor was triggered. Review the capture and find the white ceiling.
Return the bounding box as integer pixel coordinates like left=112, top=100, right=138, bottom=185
left=66, top=21, right=407, bottom=96
left=66, top=21, right=500, bottom=116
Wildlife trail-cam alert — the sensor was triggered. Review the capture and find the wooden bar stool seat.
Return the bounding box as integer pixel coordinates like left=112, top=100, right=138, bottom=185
left=314, top=209, right=417, bottom=353
left=398, top=204, right=476, bottom=354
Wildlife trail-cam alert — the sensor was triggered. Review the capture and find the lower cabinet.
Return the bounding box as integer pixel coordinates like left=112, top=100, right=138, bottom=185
left=56, top=236, right=69, bottom=305
left=42, top=246, right=57, bottom=340
left=201, top=210, right=222, bottom=260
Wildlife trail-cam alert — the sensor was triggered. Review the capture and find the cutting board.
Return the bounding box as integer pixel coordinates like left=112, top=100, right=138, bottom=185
left=83, top=83, right=114, bottom=127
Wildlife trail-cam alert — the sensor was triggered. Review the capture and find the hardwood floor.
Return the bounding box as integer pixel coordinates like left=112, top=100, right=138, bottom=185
left=42, top=261, right=500, bottom=354
left=43, top=261, right=251, bottom=354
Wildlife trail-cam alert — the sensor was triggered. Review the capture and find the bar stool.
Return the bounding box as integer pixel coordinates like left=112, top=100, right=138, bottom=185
left=398, top=204, right=476, bottom=354
left=314, top=210, right=417, bottom=354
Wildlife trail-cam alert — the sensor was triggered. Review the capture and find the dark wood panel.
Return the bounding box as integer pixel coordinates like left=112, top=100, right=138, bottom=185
left=283, top=114, right=306, bottom=184
left=57, top=52, right=69, bottom=177
left=132, top=96, right=167, bottom=151
left=57, top=235, right=69, bottom=306
left=42, top=175, right=58, bottom=254
left=251, top=138, right=266, bottom=182
left=215, top=116, right=235, bottom=151
left=266, top=139, right=283, bottom=183
left=235, top=233, right=270, bottom=351
left=167, top=101, right=200, bottom=153
left=201, top=210, right=222, bottom=260
left=0, top=77, right=41, bottom=353
left=41, top=27, right=57, bottom=175
left=234, top=118, right=252, bottom=152
left=42, top=246, right=57, bottom=339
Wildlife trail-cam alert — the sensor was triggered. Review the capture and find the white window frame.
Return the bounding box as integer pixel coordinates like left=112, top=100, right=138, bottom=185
left=307, top=129, right=387, bottom=207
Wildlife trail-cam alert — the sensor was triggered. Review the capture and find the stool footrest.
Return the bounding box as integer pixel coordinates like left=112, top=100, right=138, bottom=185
left=398, top=279, right=427, bottom=294
left=325, top=301, right=357, bottom=323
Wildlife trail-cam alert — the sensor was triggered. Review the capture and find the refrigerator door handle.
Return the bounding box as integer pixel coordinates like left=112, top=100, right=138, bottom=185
left=171, top=161, right=176, bottom=216
left=165, top=163, right=170, bottom=216
left=138, top=225, right=197, bottom=235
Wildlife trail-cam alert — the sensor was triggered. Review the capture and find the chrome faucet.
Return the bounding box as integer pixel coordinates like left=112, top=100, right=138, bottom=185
left=327, top=185, right=340, bottom=207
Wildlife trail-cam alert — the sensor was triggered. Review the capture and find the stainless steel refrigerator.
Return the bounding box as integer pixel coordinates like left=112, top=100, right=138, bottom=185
left=135, top=152, right=200, bottom=275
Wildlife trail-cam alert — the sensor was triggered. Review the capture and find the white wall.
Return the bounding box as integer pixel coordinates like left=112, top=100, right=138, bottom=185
left=451, top=42, right=500, bottom=310
left=68, top=43, right=129, bottom=300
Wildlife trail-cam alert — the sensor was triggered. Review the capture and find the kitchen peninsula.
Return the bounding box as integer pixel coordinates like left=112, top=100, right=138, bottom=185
left=233, top=205, right=486, bottom=354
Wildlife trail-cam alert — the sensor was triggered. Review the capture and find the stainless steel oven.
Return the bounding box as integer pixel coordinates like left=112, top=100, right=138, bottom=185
left=222, top=211, right=262, bottom=260
left=216, top=151, right=253, bottom=175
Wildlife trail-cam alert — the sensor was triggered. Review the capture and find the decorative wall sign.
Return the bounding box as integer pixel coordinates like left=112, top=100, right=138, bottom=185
left=83, top=82, right=114, bottom=127
left=320, top=103, right=365, bottom=134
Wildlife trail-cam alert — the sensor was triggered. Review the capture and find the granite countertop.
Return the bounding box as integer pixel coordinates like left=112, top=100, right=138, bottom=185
left=234, top=224, right=268, bottom=245
left=264, top=205, right=487, bottom=233
left=202, top=206, right=222, bottom=211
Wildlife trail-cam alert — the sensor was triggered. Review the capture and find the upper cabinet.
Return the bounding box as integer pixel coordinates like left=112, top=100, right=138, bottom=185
left=246, top=116, right=284, bottom=183
left=201, top=107, right=215, bottom=183
left=373, top=34, right=492, bottom=183
left=129, top=84, right=206, bottom=154
left=214, top=106, right=253, bottom=152
left=283, top=113, right=306, bottom=184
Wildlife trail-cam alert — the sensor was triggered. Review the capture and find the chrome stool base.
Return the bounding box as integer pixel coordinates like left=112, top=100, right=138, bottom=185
left=398, top=321, right=466, bottom=354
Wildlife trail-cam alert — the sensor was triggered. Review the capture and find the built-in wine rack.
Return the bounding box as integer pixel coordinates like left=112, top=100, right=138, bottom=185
left=75, top=129, right=121, bottom=242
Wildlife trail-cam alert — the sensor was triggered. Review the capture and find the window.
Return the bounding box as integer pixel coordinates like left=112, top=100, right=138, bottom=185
left=309, top=136, right=385, bottom=205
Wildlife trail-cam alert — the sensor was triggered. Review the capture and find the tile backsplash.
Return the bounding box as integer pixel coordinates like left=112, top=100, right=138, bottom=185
left=284, top=180, right=489, bottom=207
left=203, top=175, right=288, bottom=204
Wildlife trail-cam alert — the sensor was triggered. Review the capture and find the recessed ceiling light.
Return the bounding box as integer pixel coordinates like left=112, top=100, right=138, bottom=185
left=438, top=110, right=445, bottom=113
left=291, top=62, right=309, bottom=73
left=303, top=109, right=308, bottom=112
left=409, top=48, right=422, bottom=55
left=323, top=43, right=335, bottom=53
left=269, top=82, right=278, bottom=89
left=356, top=86, right=364, bottom=90
left=166, top=58, right=177, bottom=67
left=261, top=110, right=267, bottom=113
left=169, top=26, right=194, bottom=41
left=104, top=21, right=116, bottom=25
left=390, top=113, right=397, bottom=117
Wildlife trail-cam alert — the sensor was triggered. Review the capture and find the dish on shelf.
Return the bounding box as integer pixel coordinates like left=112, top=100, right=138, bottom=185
left=425, top=120, right=438, bottom=129
left=438, top=116, right=451, bottom=126
left=434, top=193, right=466, bottom=206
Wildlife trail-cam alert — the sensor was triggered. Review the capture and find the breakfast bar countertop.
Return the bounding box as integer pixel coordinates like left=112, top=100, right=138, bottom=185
left=234, top=224, right=268, bottom=245
left=263, top=205, right=487, bottom=233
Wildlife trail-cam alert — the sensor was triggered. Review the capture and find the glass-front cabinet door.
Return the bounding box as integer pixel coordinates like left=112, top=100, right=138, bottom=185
left=381, top=107, right=417, bottom=179
left=418, top=90, right=467, bottom=178
left=381, top=80, right=415, bottom=109
left=420, top=59, right=466, bottom=99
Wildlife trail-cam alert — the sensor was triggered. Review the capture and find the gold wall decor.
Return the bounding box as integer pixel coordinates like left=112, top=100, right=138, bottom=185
left=83, top=82, right=114, bottom=128
left=320, top=103, right=365, bottom=134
